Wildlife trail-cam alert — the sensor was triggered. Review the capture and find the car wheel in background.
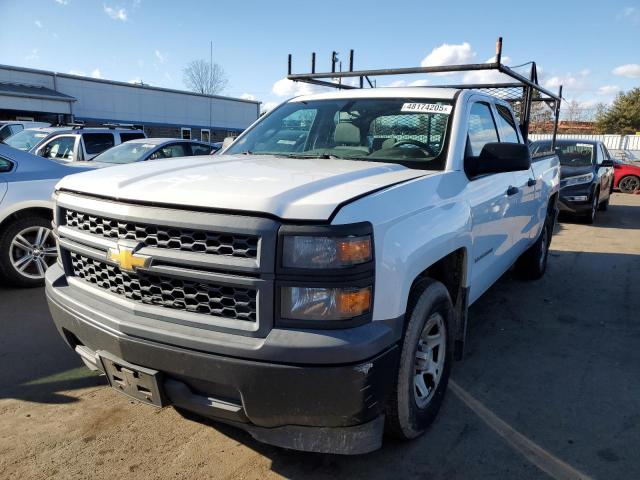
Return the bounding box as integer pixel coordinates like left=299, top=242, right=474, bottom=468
left=583, top=190, right=599, bottom=224
left=0, top=216, right=57, bottom=288
left=618, top=175, right=640, bottom=194
left=516, top=222, right=550, bottom=280
left=386, top=279, right=454, bottom=440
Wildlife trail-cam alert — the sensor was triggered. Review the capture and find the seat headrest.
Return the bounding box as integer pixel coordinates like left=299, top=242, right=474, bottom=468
left=334, top=122, right=360, bottom=146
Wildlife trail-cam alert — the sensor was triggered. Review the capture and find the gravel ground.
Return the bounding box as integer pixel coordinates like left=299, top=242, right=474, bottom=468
left=0, top=193, right=638, bottom=480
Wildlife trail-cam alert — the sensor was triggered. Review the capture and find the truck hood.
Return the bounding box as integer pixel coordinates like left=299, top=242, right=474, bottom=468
left=56, top=155, right=429, bottom=220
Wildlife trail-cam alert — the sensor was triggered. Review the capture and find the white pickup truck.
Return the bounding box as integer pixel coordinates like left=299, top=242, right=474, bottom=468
left=46, top=83, right=560, bottom=454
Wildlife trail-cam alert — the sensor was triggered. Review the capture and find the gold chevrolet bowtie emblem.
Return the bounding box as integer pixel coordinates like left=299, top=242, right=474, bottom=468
left=107, top=244, right=151, bottom=272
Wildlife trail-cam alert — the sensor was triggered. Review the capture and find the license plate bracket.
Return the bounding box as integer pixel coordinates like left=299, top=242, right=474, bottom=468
left=98, top=351, right=164, bottom=407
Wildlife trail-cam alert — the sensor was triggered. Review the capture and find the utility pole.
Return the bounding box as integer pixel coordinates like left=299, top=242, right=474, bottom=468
left=209, top=40, right=213, bottom=141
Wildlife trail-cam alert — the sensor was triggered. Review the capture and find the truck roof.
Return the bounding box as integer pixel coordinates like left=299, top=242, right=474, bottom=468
left=292, top=87, right=459, bottom=103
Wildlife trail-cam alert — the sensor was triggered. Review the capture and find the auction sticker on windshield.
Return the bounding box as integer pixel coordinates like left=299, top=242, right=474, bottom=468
left=401, top=103, right=452, bottom=114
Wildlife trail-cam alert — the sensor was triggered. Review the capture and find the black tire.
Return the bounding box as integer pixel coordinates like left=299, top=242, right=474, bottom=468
left=0, top=216, right=56, bottom=288
left=386, top=278, right=454, bottom=440
left=515, top=222, right=550, bottom=280
left=598, top=197, right=609, bottom=211
left=583, top=189, right=599, bottom=224
left=618, top=175, right=640, bottom=194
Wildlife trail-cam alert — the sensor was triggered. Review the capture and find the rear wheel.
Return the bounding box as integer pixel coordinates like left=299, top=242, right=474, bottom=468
left=618, top=175, right=640, bottom=194
left=386, top=279, right=454, bottom=440
left=0, top=216, right=57, bottom=288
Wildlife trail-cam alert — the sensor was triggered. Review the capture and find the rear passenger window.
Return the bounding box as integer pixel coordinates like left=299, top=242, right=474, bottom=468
left=120, top=132, right=146, bottom=143
left=0, top=157, right=14, bottom=172
left=191, top=144, right=212, bottom=155
left=495, top=105, right=520, bottom=143
left=467, top=103, right=499, bottom=156
left=83, top=133, right=115, bottom=155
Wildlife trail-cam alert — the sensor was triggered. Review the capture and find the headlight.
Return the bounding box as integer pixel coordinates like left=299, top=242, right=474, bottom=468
left=281, top=286, right=372, bottom=321
left=282, top=235, right=372, bottom=269
left=563, top=172, right=594, bottom=187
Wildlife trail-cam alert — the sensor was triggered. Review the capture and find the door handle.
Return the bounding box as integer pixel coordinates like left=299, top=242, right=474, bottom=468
left=527, top=178, right=537, bottom=187
left=507, top=186, right=519, bottom=196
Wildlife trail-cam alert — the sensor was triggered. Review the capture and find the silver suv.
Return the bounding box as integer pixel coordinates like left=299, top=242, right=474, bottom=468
left=5, top=125, right=146, bottom=162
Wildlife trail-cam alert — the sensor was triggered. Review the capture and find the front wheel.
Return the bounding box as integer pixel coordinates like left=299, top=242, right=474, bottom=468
left=0, top=216, right=57, bottom=288
left=583, top=190, right=599, bottom=224
left=385, top=279, right=454, bottom=440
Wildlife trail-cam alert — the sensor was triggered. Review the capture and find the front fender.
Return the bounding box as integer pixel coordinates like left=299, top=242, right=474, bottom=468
left=332, top=172, right=472, bottom=320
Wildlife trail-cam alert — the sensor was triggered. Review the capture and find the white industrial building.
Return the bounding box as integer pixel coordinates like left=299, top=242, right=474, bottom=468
left=0, top=64, right=260, bottom=141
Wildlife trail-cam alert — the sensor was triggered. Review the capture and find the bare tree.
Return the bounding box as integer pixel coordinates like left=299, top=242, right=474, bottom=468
left=564, top=100, right=582, bottom=122
left=183, top=59, right=229, bottom=95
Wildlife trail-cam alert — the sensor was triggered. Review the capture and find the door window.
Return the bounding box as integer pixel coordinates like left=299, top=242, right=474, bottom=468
left=119, top=132, right=146, bottom=143
left=190, top=143, right=212, bottom=155
left=467, top=102, right=499, bottom=156
left=83, top=133, right=115, bottom=155
left=0, top=157, right=14, bottom=172
left=495, top=105, right=520, bottom=143
left=40, top=136, right=76, bottom=160
left=149, top=143, right=189, bottom=159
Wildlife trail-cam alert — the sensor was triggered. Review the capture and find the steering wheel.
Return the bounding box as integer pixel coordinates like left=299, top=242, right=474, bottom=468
left=391, top=139, right=436, bottom=156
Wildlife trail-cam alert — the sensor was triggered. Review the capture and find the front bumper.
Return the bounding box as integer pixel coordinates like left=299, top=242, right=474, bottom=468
left=558, top=184, right=594, bottom=214
left=46, top=264, right=400, bottom=454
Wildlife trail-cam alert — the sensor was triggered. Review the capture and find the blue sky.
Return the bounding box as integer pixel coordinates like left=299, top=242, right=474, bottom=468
left=1, top=0, right=639, bottom=112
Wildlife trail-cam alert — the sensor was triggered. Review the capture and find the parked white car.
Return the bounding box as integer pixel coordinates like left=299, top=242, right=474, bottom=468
left=0, top=144, right=91, bottom=287
left=0, top=121, right=50, bottom=141
left=5, top=126, right=146, bottom=162
left=46, top=80, right=561, bottom=452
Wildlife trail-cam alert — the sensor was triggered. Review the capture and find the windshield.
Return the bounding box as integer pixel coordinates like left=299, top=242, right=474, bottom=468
left=91, top=142, right=157, bottom=164
left=5, top=129, right=50, bottom=151
left=532, top=141, right=595, bottom=167
left=224, top=98, right=453, bottom=170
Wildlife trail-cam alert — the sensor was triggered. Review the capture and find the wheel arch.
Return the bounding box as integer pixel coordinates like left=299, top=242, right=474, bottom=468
left=0, top=206, right=53, bottom=232
left=406, top=247, right=470, bottom=361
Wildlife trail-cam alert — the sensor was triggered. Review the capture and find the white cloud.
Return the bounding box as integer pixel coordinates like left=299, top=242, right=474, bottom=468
left=261, top=101, right=280, bottom=113
left=612, top=63, right=640, bottom=78
left=103, top=4, right=127, bottom=21
left=91, top=68, right=102, bottom=79
left=35, top=20, right=43, bottom=28
left=68, top=69, right=85, bottom=76
left=381, top=79, right=430, bottom=88
left=617, top=6, right=640, bottom=25
left=598, top=85, right=620, bottom=95
left=155, top=50, right=166, bottom=64
left=272, top=78, right=324, bottom=97
left=420, top=42, right=476, bottom=75
left=544, top=71, right=588, bottom=90
left=461, top=56, right=513, bottom=84
left=129, top=77, right=142, bottom=84
left=68, top=68, right=102, bottom=78
left=240, top=93, right=256, bottom=101
left=55, top=0, right=69, bottom=4
left=25, top=49, right=39, bottom=62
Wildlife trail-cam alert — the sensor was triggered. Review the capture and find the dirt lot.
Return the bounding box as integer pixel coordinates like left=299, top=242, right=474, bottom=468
left=1, top=193, right=638, bottom=480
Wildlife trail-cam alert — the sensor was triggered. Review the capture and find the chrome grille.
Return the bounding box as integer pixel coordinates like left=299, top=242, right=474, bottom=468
left=70, top=252, right=257, bottom=322
left=64, top=209, right=259, bottom=259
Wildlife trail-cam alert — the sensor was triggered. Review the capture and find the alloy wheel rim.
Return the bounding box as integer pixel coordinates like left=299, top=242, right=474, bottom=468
left=591, top=195, right=598, bottom=221
left=9, top=226, right=57, bottom=280
left=414, top=312, right=446, bottom=409
left=620, top=176, right=639, bottom=193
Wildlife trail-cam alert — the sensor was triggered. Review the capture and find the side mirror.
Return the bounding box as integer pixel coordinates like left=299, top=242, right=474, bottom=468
left=222, top=136, right=235, bottom=149
left=600, top=159, right=614, bottom=167
left=465, top=142, right=531, bottom=177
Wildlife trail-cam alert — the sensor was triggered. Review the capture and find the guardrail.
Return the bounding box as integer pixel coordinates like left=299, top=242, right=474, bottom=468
left=529, top=134, right=640, bottom=161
